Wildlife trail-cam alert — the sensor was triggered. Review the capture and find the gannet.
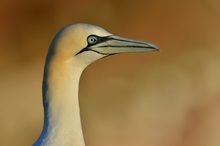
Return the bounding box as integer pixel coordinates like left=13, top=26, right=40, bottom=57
left=33, top=23, right=158, bottom=146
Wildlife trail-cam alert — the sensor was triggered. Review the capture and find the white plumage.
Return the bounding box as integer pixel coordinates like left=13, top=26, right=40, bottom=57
left=33, top=23, right=158, bottom=146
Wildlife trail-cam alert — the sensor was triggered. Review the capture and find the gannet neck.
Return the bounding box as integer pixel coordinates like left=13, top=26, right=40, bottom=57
left=33, top=23, right=159, bottom=146
left=34, top=56, right=86, bottom=146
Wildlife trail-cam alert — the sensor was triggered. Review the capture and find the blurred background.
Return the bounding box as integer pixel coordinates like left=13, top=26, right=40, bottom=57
left=0, top=0, right=220, bottom=146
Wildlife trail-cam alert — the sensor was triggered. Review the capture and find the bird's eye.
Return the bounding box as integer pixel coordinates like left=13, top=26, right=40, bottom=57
left=87, top=35, right=98, bottom=44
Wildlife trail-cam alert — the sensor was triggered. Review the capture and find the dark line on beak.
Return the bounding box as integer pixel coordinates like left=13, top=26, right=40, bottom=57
left=108, top=37, right=148, bottom=46
left=77, top=48, right=115, bottom=56
left=75, top=35, right=159, bottom=56
left=97, top=45, right=157, bottom=49
left=89, top=49, right=109, bottom=55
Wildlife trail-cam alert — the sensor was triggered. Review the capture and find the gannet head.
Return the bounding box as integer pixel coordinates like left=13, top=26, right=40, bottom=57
left=49, top=23, right=159, bottom=67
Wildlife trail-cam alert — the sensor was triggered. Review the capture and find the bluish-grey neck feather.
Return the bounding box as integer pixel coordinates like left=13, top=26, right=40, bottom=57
left=33, top=28, right=85, bottom=146
left=33, top=29, right=62, bottom=146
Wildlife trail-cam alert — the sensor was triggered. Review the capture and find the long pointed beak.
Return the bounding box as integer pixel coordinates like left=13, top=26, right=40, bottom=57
left=91, top=35, right=159, bottom=55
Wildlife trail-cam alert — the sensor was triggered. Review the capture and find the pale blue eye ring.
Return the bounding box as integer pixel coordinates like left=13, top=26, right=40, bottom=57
left=87, top=35, right=98, bottom=44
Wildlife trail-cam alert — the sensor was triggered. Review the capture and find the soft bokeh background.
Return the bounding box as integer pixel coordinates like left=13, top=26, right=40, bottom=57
left=1, top=0, right=220, bottom=146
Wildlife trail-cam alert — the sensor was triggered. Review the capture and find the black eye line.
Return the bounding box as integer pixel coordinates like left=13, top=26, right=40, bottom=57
left=87, top=35, right=110, bottom=46
left=75, top=35, right=111, bottom=55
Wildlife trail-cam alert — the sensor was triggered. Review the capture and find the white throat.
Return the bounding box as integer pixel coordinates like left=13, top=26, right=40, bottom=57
left=33, top=23, right=158, bottom=146
left=35, top=56, right=87, bottom=146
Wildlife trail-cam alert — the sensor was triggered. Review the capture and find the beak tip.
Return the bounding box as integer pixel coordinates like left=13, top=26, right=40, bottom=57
left=149, top=43, right=160, bottom=51
left=155, top=46, right=160, bottom=51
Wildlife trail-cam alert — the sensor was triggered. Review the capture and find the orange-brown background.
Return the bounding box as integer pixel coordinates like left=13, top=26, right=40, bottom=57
left=0, top=0, right=220, bottom=146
